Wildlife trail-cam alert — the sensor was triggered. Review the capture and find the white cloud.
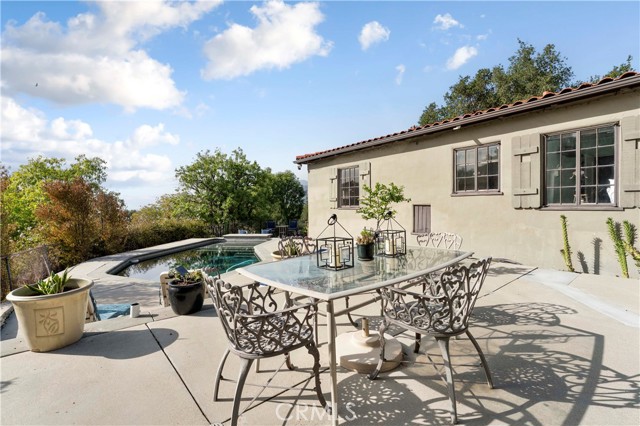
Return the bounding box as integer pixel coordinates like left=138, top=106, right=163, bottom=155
left=433, top=13, right=463, bottom=30
left=395, top=64, right=405, bottom=85
left=446, top=46, right=478, bottom=70
left=1, top=1, right=220, bottom=111
left=201, top=0, right=332, bottom=80
left=359, top=21, right=390, bottom=51
left=1, top=95, right=179, bottom=201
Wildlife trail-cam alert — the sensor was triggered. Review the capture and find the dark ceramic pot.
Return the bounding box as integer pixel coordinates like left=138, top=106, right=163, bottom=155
left=357, top=243, right=375, bottom=261
left=167, top=281, right=204, bottom=315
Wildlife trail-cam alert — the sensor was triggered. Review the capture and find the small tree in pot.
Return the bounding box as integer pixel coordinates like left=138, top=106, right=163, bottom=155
left=357, top=182, right=411, bottom=255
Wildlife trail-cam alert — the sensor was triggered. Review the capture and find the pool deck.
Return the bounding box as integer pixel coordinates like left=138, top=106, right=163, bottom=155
left=1, top=239, right=639, bottom=425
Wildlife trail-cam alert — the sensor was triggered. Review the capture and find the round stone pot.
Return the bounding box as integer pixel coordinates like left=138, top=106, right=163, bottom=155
left=167, top=281, right=204, bottom=315
left=357, top=243, right=375, bottom=261
left=6, top=278, right=94, bottom=352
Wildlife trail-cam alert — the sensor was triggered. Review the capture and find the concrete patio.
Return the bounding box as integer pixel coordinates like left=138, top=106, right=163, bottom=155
left=1, top=240, right=639, bottom=425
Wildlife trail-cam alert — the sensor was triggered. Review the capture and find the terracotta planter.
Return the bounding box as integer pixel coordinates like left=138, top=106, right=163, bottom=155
left=357, top=243, right=375, bottom=261
left=167, top=281, right=204, bottom=315
left=6, top=278, right=94, bottom=352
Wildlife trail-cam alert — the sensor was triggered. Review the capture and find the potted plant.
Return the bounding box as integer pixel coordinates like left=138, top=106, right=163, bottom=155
left=166, top=266, right=205, bottom=315
left=6, top=269, right=94, bottom=352
left=356, top=228, right=376, bottom=261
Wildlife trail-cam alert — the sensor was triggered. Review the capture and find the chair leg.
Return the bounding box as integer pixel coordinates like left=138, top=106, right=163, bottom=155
left=368, top=318, right=388, bottom=380
left=436, top=337, right=458, bottom=424
left=414, top=333, right=422, bottom=353
left=231, top=358, right=253, bottom=426
left=306, top=342, right=329, bottom=411
left=465, top=329, right=494, bottom=389
left=285, top=352, right=296, bottom=370
left=214, top=348, right=230, bottom=401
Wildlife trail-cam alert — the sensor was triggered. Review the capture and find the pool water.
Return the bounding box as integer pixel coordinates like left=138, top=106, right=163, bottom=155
left=117, top=241, right=260, bottom=281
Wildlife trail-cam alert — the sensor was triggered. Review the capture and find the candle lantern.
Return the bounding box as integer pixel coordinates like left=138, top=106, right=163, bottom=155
left=316, top=214, right=354, bottom=271
left=376, top=210, right=406, bottom=258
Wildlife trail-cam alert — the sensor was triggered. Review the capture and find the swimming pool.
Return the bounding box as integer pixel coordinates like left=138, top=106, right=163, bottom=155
left=117, top=240, right=261, bottom=281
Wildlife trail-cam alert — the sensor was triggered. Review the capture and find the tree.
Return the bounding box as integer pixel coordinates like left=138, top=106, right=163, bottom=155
left=36, top=178, right=97, bottom=267
left=2, top=155, right=108, bottom=249
left=585, top=55, right=635, bottom=83
left=175, top=148, right=266, bottom=235
left=357, top=182, right=411, bottom=230
left=271, top=171, right=305, bottom=224
left=419, top=39, right=574, bottom=126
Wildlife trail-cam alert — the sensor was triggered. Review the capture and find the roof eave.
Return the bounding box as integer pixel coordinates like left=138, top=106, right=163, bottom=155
left=295, top=75, right=640, bottom=165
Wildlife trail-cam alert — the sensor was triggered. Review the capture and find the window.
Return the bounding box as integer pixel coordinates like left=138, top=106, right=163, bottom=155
left=413, top=205, right=431, bottom=234
left=544, top=125, right=616, bottom=206
left=454, top=144, right=500, bottom=193
left=338, top=166, right=359, bottom=207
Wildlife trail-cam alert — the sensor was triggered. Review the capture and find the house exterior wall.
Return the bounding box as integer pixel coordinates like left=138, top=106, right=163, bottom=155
left=305, top=89, right=640, bottom=278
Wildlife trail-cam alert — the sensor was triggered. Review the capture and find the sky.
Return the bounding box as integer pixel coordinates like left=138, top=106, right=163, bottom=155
left=1, top=0, right=639, bottom=209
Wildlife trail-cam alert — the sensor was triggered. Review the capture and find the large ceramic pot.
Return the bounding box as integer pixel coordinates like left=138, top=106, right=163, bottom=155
left=167, top=281, right=204, bottom=315
left=357, top=243, right=375, bottom=261
left=6, top=278, right=94, bottom=352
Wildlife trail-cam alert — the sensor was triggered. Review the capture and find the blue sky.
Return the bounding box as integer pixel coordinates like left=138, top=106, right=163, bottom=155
left=2, top=1, right=639, bottom=209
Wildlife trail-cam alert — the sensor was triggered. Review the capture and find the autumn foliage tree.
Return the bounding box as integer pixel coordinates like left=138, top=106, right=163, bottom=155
left=35, top=178, right=127, bottom=268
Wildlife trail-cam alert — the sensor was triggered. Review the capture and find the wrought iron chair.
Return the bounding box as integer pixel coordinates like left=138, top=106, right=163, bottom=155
left=416, top=231, right=463, bottom=250
left=203, top=274, right=327, bottom=426
left=277, top=235, right=315, bottom=257
left=369, top=258, right=494, bottom=424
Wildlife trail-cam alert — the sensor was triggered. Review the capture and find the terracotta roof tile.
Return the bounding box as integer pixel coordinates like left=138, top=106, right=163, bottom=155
left=295, top=72, right=640, bottom=162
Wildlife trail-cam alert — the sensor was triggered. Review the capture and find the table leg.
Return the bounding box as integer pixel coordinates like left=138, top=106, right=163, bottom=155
left=326, top=301, right=339, bottom=426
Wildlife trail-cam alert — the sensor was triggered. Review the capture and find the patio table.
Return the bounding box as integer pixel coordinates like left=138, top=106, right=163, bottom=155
left=237, top=246, right=472, bottom=425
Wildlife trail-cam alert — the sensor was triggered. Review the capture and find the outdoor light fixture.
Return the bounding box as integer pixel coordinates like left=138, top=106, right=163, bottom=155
left=316, top=214, right=354, bottom=271
left=376, top=210, right=406, bottom=258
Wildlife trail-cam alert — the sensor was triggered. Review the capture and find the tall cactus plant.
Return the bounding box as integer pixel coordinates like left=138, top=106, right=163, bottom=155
left=606, top=217, right=629, bottom=278
left=560, top=215, right=575, bottom=272
left=622, top=220, right=640, bottom=269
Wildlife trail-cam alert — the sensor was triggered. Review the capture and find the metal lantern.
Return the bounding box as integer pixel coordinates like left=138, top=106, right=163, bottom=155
left=316, top=214, right=354, bottom=271
left=376, top=210, right=406, bottom=257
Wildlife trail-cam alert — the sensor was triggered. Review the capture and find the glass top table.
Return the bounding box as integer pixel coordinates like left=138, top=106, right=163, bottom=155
left=237, top=245, right=473, bottom=425
left=237, top=246, right=472, bottom=301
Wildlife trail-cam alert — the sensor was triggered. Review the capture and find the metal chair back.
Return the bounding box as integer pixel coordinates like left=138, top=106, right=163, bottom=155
left=416, top=232, right=463, bottom=250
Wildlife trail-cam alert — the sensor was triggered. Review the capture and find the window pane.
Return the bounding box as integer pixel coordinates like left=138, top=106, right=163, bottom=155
left=547, top=135, right=560, bottom=153
left=488, top=145, right=499, bottom=160
left=597, top=126, right=614, bottom=146
left=477, top=177, right=488, bottom=190
left=464, top=178, right=475, bottom=191
left=488, top=175, right=498, bottom=189
left=477, top=147, right=487, bottom=163
left=598, top=145, right=614, bottom=165
left=466, top=149, right=476, bottom=165
left=478, top=162, right=488, bottom=176
left=598, top=165, right=615, bottom=183
left=583, top=167, right=596, bottom=185
left=561, top=187, right=576, bottom=204
left=582, top=186, right=597, bottom=203
left=547, top=188, right=560, bottom=204
left=560, top=169, right=575, bottom=186
left=465, top=164, right=475, bottom=178
left=561, top=151, right=576, bottom=168
left=581, top=148, right=597, bottom=167
left=600, top=185, right=614, bottom=203
left=546, top=152, right=560, bottom=169
left=546, top=170, right=560, bottom=187
left=456, top=178, right=465, bottom=191
left=581, top=129, right=596, bottom=148
left=455, top=150, right=465, bottom=165
left=488, top=162, right=498, bottom=175
left=561, top=133, right=577, bottom=150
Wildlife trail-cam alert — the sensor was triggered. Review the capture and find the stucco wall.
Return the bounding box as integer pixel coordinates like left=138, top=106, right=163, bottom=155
left=304, top=90, right=640, bottom=278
